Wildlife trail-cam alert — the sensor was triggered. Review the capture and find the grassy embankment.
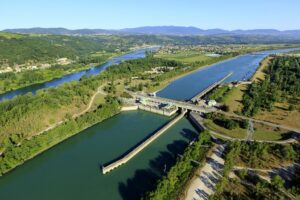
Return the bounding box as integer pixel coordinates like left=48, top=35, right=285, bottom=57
left=0, top=99, right=120, bottom=175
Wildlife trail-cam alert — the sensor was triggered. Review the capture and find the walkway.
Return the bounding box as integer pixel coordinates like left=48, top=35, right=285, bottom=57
left=184, top=144, right=227, bottom=200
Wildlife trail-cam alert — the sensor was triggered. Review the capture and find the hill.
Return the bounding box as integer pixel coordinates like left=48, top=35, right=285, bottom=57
left=3, top=26, right=300, bottom=37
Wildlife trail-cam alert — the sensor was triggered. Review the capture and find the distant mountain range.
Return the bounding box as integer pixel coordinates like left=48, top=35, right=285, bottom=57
left=3, top=26, right=300, bottom=37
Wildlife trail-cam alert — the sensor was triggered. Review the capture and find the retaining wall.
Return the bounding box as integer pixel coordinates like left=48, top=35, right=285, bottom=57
left=102, top=110, right=186, bottom=174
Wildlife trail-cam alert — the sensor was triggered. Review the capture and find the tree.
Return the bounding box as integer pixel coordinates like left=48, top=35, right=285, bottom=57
left=271, top=175, right=285, bottom=191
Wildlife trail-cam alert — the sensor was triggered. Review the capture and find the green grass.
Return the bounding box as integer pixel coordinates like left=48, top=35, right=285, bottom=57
left=208, top=85, right=230, bottom=102
left=252, top=130, right=286, bottom=141
left=223, top=85, right=247, bottom=113
left=155, top=50, right=217, bottom=63
left=203, top=119, right=246, bottom=139
left=252, top=123, right=289, bottom=141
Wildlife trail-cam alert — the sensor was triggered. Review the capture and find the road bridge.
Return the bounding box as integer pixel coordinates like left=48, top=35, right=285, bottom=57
left=131, top=92, right=216, bottom=113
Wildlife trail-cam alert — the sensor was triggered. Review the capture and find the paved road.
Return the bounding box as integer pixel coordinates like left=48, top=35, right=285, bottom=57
left=184, top=144, right=227, bottom=200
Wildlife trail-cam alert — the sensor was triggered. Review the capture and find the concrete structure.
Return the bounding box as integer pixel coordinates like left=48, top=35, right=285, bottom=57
left=207, top=100, right=217, bottom=107
left=121, top=106, right=138, bottom=111
left=131, top=93, right=216, bottom=113
left=191, top=72, right=233, bottom=103
left=138, top=104, right=178, bottom=116
left=102, top=110, right=187, bottom=174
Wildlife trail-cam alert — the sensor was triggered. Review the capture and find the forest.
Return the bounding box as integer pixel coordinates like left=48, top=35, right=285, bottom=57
left=0, top=33, right=133, bottom=66
left=242, top=56, right=300, bottom=116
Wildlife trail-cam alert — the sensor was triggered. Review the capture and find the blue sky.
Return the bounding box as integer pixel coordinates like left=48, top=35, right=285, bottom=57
left=1, top=0, right=299, bottom=30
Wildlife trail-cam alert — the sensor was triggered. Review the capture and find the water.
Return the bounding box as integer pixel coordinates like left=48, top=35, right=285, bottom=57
left=0, top=111, right=198, bottom=200
left=0, top=47, right=159, bottom=102
left=157, top=48, right=300, bottom=100
left=0, top=47, right=299, bottom=199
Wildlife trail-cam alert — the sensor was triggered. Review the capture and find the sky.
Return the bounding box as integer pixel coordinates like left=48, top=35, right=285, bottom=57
left=1, top=0, right=300, bottom=30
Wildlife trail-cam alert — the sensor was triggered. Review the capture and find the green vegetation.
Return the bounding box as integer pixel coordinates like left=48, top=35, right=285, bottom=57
left=237, top=142, right=297, bottom=168
left=242, top=56, right=300, bottom=116
left=0, top=60, right=109, bottom=94
left=211, top=142, right=299, bottom=200
left=0, top=74, right=105, bottom=150
left=204, top=113, right=247, bottom=138
left=208, top=85, right=230, bottom=102
left=0, top=33, right=131, bottom=66
left=0, top=98, right=120, bottom=175
left=144, top=130, right=212, bottom=200
left=155, top=50, right=227, bottom=64
left=211, top=170, right=289, bottom=200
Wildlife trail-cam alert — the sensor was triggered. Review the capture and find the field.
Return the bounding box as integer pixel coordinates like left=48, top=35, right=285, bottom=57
left=155, top=50, right=220, bottom=64
left=252, top=123, right=290, bottom=141
left=254, top=100, right=300, bottom=130
left=203, top=118, right=247, bottom=139
left=223, top=85, right=247, bottom=114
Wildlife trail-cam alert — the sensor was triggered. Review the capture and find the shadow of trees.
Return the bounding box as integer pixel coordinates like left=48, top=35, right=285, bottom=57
left=118, top=128, right=198, bottom=200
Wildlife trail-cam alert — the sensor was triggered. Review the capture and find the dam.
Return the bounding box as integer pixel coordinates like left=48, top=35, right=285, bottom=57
left=102, top=75, right=231, bottom=174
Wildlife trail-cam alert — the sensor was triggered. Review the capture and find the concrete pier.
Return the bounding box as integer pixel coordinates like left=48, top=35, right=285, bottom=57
left=102, top=110, right=187, bottom=174
left=191, top=72, right=233, bottom=102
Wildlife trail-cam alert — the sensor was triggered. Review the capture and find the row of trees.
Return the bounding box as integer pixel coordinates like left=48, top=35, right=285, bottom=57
left=144, top=130, right=212, bottom=200
left=205, top=113, right=248, bottom=130
left=242, top=56, right=300, bottom=116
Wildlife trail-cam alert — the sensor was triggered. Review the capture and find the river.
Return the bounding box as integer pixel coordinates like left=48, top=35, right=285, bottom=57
left=0, top=47, right=159, bottom=102
left=0, top=47, right=299, bottom=200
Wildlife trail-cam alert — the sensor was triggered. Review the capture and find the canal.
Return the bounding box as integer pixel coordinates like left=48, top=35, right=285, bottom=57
left=0, top=47, right=299, bottom=199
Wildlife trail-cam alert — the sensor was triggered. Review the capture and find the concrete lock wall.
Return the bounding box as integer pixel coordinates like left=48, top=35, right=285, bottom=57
left=102, top=110, right=187, bottom=174
left=138, top=105, right=178, bottom=116
left=121, top=106, right=138, bottom=111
